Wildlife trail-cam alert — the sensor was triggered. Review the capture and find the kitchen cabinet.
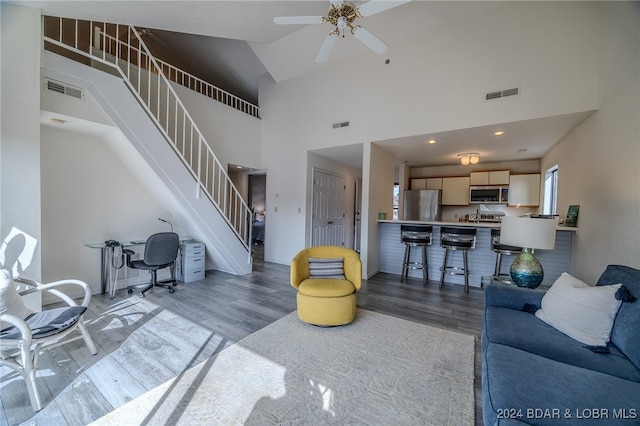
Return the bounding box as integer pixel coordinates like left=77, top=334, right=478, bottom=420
left=470, top=172, right=489, bottom=186
left=470, top=170, right=510, bottom=186
left=442, top=176, right=470, bottom=205
left=182, top=241, right=206, bottom=282
left=509, top=174, right=541, bottom=206
left=410, top=178, right=427, bottom=190
left=426, top=177, right=443, bottom=190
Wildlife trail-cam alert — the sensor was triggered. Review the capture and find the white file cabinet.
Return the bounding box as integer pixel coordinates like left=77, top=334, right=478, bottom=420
left=182, top=241, right=205, bottom=282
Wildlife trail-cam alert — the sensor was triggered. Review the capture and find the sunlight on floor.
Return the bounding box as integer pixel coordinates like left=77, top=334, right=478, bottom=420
left=91, top=343, right=288, bottom=424
left=308, top=379, right=335, bottom=416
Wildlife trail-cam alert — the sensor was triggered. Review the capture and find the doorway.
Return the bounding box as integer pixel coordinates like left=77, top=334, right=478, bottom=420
left=248, top=173, right=266, bottom=261
left=311, top=169, right=346, bottom=247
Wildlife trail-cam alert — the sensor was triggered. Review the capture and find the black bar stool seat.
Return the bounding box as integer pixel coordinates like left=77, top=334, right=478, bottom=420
left=491, top=228, right=522, bottom=280
left=400, top=225, right=433, bottom=285
left=439, top=226, right=477, bottom=293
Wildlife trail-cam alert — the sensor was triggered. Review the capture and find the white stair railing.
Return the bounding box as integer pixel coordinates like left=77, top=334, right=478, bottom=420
left=43, top=16, right=252, bottom=251
left=154, top=58, right=260, bottom=119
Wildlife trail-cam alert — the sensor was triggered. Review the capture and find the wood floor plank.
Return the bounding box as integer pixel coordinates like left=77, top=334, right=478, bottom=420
left=1, top=256, right=485, bottom=425
left=82, top=355, right=147, bottom=408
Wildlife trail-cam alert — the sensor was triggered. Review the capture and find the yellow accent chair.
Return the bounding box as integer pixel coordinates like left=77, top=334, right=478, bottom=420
left=290, top=246, right=362, bottom=326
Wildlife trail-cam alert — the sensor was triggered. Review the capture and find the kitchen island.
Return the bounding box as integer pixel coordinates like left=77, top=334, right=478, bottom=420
left=379, top=220, right=578, bottom=289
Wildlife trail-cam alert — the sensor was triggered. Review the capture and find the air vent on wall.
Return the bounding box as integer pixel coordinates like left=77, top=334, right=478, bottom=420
left=332, top=121, right=350, bottom=129
left=44, top=78, right=84, bottom=100
left=485, top=86, right=519, bottom=101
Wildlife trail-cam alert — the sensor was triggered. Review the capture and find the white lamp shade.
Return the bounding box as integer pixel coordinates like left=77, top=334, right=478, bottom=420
left=500, top=217, right=557, bottom=250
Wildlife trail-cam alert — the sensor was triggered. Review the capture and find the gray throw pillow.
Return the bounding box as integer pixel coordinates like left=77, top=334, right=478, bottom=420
left=308, top=257, right=345, bottom=279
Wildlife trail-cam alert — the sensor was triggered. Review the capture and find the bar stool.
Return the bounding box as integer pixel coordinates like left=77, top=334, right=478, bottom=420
left=439, top=227, right=477, bottom=293
left=400, top=225, right=433, bottom=285
left=490, top=228, right=522, bottom=280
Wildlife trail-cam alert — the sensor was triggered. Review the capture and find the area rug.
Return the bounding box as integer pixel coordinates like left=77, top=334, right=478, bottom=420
left=91, top=309, right=475, bottom=425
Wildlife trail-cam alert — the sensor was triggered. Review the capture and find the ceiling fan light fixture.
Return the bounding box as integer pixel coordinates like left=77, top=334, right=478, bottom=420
left=274, top=0, right=407, bottom=62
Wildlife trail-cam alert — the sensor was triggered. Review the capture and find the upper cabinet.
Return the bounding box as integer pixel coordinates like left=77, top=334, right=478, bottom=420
left=470, top=170, right=510, bottom=186
left=410, top=178, right=427, bottom=190
left=442, top=176, right=470, bottom=205
left=411, top=177, right=443, bottom=190
left=509, top=174, right=541, bottom=206
left=426, top=177, right=443, bottom=190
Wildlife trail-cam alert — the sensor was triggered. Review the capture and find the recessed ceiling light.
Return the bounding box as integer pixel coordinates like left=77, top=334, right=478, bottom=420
left=426, top=139, right=437, bottom=144
left=493, top=130, right=505, bottom=136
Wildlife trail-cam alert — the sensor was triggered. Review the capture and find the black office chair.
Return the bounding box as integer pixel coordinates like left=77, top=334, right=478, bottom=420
left=124, top=232, right=180, bottom=297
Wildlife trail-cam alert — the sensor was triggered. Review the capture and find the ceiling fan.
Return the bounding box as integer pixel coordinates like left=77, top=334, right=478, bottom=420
left=273, top=0, right=410, bottom=63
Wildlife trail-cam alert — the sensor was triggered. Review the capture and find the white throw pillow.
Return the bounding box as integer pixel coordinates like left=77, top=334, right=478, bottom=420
left=535, top=272, right=622, bottom=346
left=0, top=269, right=33, bottom=331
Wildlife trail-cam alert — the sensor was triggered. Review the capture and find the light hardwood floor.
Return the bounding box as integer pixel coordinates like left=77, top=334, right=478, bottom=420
left=1, top=249, right=485, bottom=425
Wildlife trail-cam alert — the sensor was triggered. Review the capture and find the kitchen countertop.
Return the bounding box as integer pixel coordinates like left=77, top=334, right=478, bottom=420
left=378, top=219, right=578, bottom=232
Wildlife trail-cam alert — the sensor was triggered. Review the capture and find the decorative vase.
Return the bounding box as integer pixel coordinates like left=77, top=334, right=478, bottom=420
left=510, top=248, right=544, bottom=288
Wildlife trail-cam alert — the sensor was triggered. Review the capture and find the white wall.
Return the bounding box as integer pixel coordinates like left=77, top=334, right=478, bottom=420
left=39, top=125, right=212, bottom=293
left=1, top=4, right=42, bottom=291
left=361, top=143, right=396, bottom=277
left=259, top=2, right=602, bottom=268
left=173, top=83, right=262, bottom=170
left=541, top=2, right=640, bottom=284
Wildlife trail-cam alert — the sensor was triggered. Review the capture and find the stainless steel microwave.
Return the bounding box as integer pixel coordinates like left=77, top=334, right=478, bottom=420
left=469, top=186, right=509, bottom=204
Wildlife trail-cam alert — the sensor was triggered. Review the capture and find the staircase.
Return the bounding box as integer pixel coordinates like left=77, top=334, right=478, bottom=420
left=42, top=16, right=256, bottom=274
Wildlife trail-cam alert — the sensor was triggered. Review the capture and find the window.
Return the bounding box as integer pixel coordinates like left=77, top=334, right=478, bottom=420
left=393, top=183, right=399, bottom=219
left=543, top=165, right=558, bottom=215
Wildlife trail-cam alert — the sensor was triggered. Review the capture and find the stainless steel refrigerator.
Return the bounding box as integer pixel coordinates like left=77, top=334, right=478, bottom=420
left=403, top=190, right=442, bottom=221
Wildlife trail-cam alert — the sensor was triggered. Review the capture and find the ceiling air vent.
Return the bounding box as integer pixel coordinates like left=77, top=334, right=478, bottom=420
left=44, top=78, right=84, bottom=100
left=332, top=121, right=350, bottom=129
left=485, top=86, right=519, bottom=101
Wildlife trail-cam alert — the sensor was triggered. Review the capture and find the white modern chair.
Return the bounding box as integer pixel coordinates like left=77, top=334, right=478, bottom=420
left=0, top=272, right=98, bottom=411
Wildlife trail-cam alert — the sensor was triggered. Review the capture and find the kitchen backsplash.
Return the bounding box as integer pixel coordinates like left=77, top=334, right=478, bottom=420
left=442, top=204, right=538, bottom=222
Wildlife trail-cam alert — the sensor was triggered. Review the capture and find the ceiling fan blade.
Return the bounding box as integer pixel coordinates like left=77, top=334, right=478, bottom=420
left=273, top=16, right=324, bottom=25
left=352, top=26, right=388, bottom=54
left=330, top=0, right=344, bottom=6
left=357, top=0, right=411, bottom=17
left=315, top=33, right=339, bottom=63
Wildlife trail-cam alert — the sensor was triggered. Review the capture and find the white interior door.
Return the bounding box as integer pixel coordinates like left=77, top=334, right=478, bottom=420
left=312, top=170, right=346, bottom=247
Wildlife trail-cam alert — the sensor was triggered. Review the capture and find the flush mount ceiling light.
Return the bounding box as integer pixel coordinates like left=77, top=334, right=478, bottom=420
left=426, top=139, right=437, bottom=145
left=458, top=153, right=480, bottom=165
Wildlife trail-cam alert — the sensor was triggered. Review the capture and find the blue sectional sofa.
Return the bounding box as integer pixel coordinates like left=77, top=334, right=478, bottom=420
left=482, top=265, right=640, bottom=425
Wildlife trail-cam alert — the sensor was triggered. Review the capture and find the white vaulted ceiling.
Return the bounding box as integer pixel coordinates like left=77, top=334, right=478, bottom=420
left=15, top=1, right=495, bottom=101
left=15, top=0, right=597, bottom=168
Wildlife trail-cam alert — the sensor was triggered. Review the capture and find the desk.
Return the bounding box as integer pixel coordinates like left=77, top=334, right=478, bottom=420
left=85, top=238, right=195, bottom=297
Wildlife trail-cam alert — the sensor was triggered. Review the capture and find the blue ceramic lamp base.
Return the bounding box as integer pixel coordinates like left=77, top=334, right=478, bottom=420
left=510, top=248, right=544, bottom=288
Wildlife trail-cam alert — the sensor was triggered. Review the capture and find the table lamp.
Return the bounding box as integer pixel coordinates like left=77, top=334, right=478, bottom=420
left=499, top=217, right=557, bottom=288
